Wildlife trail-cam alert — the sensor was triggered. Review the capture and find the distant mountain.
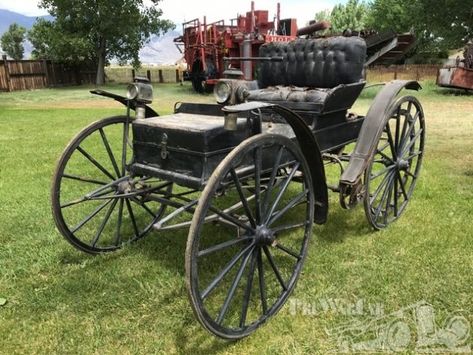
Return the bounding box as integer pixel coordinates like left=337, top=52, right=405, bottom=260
left=0, top=9, right=53, bottom=34
left=0, top=9, right=53, bottom=58
left=139, top=30, right=183, bottom=65
left=0, top=9, right=182, bottom=64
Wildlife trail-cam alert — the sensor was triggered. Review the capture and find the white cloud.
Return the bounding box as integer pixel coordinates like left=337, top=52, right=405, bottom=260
left=159, top=0, right=335, bottom=27
left=0, top=0, right=337, bottom=26
left=0, top=0, right=48, bottom=16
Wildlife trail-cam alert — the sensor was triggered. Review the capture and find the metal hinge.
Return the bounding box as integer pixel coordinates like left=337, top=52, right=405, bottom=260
left=160, top=133, right=169, bottom=160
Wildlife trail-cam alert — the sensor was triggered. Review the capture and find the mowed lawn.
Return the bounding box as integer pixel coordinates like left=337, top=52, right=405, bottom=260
left=0, top=82, right=472, bottom=354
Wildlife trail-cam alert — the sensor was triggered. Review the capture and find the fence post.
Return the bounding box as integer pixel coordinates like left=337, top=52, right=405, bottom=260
left=175, top=69, right=180, bottom=83
left=158, top=69, right=164, bottom=83
left=42, top=60, right=50, bottom=87
left=2, top=55, right=11, bottom=92
left=394, top=66, right=398, bottom=80
left=147, top=70, right=151, bottom=82
left=132, top=69, right=135, bottom=80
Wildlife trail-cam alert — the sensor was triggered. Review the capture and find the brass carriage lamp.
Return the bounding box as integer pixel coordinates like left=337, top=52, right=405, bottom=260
left=127, top=77, right=153, bottom=120
left=214, top=80, right=250, bottom=130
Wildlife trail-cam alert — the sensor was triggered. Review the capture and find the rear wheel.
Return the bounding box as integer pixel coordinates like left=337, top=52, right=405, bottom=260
left=186, top=134, right=315, bottom=339
left=191, top=59, right=215, bottom=93
left=51, top=116, right=170, bottom=254
left=364, top=96, right=425, bottom=229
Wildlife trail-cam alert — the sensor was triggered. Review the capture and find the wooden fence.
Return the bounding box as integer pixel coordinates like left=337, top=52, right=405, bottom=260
left=105, top=66, right=183, bottom=84
left=0, top=56, right=96, bottom=92
left=107, top=65, right=442, bottom=85
left=0, top=59, right=443, bottom=92
left=367, top=64, right=442, bottom=82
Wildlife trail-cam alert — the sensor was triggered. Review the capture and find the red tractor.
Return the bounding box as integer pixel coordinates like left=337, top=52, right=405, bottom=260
left=174, top=1, right=298, bottom=92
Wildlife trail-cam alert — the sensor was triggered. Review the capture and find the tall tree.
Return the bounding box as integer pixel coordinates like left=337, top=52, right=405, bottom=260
left=28, top=19, right=93, bottom=62
left=367, top=0, right=472, bottom=52
left=0, top=23, right=27, bottom=60
left=416, top=0, right=473, bottom=50
left=33, top=0, right=174, bottom=85
left=365, top=0, right=414, bottom=33
left=330, top=0, right=370, bottom=32
left=314, top=9, right=331, bottom=23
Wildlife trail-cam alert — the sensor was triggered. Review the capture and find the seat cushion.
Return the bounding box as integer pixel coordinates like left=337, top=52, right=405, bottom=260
left=247, top=86, right=330, bottom=104
left=258, top=37, right=366, bottom=89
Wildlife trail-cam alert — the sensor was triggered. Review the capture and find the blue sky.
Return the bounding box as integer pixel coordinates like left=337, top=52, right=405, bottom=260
left=0, top=0, right=347, bottom=26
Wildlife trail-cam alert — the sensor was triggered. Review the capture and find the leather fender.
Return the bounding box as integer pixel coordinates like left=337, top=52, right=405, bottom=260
left=223, top=101, right=329, bottom=224
left=90, top=89, right=159, bottom=118
left=340, top=80, right=421, bottom=186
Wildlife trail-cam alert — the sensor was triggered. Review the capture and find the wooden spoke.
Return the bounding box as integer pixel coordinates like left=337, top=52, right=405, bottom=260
left=240, top=249, right=258, bottom=327
left=263, top=246, right=287, bottom=291
left=99, top=127, right=121, bottom=178
left=76, top=146, right=116, bottom=180
left=201, top=242, right=255, bottom=300
left=264, top=162, right=300, bottom=224
left=198, top=237, right=253, bottom=258
left=62, top=174, right=108, bottom=186
left=216, top=246, right=254, bottom=325
left=70, top=199, right=113, bottom=234
left=230, top=168, right=256, bottom=228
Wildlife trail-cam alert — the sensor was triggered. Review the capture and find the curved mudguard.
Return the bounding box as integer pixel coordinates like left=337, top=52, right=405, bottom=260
left=340, top=80, right=421, bottom=186
left=90, top=89, right=159, bottom=118
left=223, top=102, right=329, bottom=224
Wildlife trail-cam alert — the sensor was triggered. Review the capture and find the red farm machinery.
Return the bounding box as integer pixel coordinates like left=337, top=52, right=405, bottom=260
left=174, top=1, right=416, bottom=93
left=174, top=2, right=299, bottom=92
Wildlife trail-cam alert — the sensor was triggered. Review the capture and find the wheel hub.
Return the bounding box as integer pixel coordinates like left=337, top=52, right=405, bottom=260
left=255, top=225, right=275, bottom=246
left=117, top=179, right=134, bottom=194
left=396, top=159, right=409, bottom=171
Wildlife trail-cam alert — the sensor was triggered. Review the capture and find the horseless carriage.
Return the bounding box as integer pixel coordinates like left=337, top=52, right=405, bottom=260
left=51, top=36, right=425, bottom=339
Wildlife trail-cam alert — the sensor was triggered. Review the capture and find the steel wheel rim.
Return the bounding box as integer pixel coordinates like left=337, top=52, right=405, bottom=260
left=364, top=96, right=425, bottom=229
left=186, top=134, right=314, bottom=339
left=51, top=116, right=169, bottom=254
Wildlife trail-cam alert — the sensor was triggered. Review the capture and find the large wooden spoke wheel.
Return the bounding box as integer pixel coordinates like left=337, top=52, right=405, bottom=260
left=51, top=116, right=170, bottom=254
left=364, top=96, right=425, bottom=229
left=186, top=134, right=315, bottom=339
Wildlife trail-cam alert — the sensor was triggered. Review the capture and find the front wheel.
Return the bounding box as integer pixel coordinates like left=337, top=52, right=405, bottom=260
left=51, top=116, right=170, bottom=254
left=186, top=134, right=315, bottom=339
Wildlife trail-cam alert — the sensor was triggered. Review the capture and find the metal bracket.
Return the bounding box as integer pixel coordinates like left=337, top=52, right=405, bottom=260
left=160, top=133, right=169, bottom=160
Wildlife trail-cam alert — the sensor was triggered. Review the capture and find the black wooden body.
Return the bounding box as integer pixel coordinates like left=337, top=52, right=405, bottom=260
left=131, top=101, right=364, bottom=190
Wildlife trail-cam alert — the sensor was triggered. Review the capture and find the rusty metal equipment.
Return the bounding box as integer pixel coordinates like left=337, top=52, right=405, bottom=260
left=363, top=31, right=416, bottom=66
left=437, top=40, right=473, bottom=91
left=51, top=36, right=425, bottom=340
left=174, top=1, right=298, bottom=92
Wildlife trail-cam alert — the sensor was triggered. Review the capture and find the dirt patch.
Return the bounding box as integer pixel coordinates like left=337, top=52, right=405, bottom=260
left=28, top=100, right=123, bottom=109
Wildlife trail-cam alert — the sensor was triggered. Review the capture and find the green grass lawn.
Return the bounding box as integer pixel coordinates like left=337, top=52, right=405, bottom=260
left=0, top=81, right=472, bottom=354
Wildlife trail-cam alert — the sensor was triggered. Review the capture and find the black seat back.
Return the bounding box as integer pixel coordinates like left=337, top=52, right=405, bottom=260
left=258, top=37, right=367, bottom=89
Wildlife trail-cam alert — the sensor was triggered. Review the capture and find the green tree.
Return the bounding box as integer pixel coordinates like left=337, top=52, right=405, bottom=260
left=365, top=0, right=414, bottom=33
left=367, top=0, right=472, bottom=56
left=330, top=0, right=370, bottom=32
left=416, top=0, right=472, bottom=50
left=31, top=0, right=174, bottom=85
left=28, top=19, right=93, bottom=62
left=314, top=9, right=331, bottom=23
left=0, top=23, right=27, bottom=60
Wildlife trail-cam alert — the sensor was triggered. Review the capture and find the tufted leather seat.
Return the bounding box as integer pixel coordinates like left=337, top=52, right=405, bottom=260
left=248, top=86, right=330, bottom=104
left=248, top=37, right=367, bottom=110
